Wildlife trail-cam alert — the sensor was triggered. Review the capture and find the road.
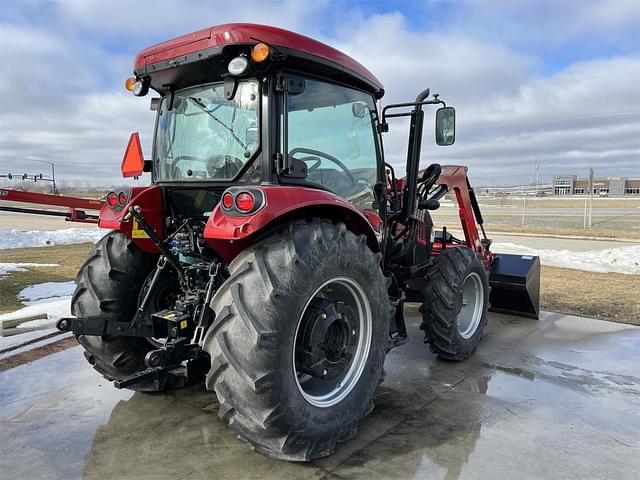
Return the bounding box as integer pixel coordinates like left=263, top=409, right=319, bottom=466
left=1, top=310, right=638, bottom=479
left=489, top=233, right=637, bottom=250
left=435, top=200, right=640, bottom=231
left=0, top=211, right=97, bottom=230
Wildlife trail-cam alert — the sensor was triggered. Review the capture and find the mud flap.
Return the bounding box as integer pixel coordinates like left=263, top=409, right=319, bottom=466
left=489, top=253, right=540, bottom=319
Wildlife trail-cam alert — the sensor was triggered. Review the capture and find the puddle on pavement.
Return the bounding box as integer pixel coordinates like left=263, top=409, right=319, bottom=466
left=1, top=319, right=639, bottom=480
left=333, top=362, right=639, bottom=480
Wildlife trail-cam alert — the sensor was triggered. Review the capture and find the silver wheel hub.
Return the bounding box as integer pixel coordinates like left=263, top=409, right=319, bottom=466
left=293, top=277, right=372, bottom=408
left=457, top=272, right=484, bottom=339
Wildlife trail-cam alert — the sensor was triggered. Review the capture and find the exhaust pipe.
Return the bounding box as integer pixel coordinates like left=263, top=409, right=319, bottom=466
left=489, top=253, right=540, bottom=319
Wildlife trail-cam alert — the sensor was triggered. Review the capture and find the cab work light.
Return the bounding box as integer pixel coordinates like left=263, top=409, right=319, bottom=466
left=228, top=56, right=249, bottom=76
left=251, top=43, right=270, bottom=62
left=125, top=77, right=137, bottom=91
left=125, top=76, right=149, bottom=96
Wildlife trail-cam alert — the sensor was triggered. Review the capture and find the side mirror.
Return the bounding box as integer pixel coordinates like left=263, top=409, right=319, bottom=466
left=352, top=102, right=367, bottom=118
left=435, top=107, right=455, bottom=146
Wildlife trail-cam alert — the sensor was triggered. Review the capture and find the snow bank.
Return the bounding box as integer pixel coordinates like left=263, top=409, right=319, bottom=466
left=493, top=243, right=640, bottom=275
left=0, top=227, right=106, bottom=250
left=0, top=262, right=59, bottom=277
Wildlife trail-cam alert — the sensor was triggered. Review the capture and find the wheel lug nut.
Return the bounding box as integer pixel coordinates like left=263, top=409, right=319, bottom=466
left=322, top=369, right=328, bottom=377
left=321, top=313, right=327, bottom=320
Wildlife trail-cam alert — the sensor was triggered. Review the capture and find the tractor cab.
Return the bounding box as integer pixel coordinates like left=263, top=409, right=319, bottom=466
left=120, top=24, right=452, bottom=231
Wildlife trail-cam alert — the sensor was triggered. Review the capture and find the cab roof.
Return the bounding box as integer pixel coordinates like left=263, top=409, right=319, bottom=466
left=134, top=23, right=384, bottom=98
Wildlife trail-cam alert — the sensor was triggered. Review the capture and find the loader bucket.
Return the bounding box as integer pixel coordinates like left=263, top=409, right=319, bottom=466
left=489, top=253, right=540, bottom=319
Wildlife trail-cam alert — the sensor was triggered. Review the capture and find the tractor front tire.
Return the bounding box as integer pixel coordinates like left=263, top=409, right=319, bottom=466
left=71, top=231, right=162, bottom=391
left=203, top=219, right=389, bottom=461
left=420, top=247, right=489, bottom=361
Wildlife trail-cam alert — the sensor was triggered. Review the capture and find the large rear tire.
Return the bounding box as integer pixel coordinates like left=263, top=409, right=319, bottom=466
left=72, top=231, right=163, bottom=391
left=203, top=219, right=390, bottom=461
left=420, top=247, right=489, bottom=360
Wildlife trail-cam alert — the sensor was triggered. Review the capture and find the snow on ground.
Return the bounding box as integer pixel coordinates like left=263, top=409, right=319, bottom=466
left=0, top=262, right=59, bottom=277
left=0, top=227, right=106, bottom=250
left=493, top=243, right=640, bottom=275
left=19, top=281, right=75, bottom=302
left=0, top=281, right=74, bottom=348
left=0, top=296, right=71, bottom=325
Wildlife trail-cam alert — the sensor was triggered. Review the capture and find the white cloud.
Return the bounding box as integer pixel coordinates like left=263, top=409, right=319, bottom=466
left=55, top=0, right=328, bottom=37
left=0, top=1, right=638, bottom=187
left=439, top=0, right=640, bottom=48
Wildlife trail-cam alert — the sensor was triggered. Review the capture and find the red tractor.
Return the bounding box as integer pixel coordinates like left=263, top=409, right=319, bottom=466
left=58, top=24, right=539, bottom=461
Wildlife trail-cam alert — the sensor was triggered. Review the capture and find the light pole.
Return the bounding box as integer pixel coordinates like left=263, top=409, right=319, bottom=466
left=31, top=160, right=57, bottom=194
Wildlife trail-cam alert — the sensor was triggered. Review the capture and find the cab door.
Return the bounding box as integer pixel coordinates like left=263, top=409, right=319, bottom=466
left=279, top=75, right=383, bottom=224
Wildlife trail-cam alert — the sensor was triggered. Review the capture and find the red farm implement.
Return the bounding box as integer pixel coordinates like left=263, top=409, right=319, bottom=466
left=0, top=188, right=103, bottom=223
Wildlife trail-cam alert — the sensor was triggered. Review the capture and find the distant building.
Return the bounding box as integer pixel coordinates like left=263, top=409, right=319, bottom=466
left=552, top=175, right=640, bottom=196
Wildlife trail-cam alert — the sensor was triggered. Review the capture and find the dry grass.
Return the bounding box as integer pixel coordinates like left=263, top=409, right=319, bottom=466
left=0, top=243, right=93, bottom=314
left=541, top=266, right=640, bottom=325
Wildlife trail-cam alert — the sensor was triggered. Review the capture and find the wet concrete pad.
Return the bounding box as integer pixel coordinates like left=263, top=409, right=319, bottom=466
left=1, top=311, right=638, bottom=479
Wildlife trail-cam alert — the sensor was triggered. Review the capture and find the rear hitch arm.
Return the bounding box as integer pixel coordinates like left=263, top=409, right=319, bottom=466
left=125, top=205, right=188, bottom=286
left=56, top=315, right=159, bottom=337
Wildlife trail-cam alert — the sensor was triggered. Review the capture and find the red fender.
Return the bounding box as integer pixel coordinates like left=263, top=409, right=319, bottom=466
left=98, top=185, right=163, bottom=254
left=204, top=186, right=381, bottom=262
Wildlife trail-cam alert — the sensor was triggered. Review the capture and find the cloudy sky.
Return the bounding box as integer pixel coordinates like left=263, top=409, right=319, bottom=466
left=0, top=0, right=638, bottom=187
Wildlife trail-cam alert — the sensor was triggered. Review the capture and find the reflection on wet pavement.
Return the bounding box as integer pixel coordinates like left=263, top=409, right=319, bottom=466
left=1, top=310, right=638, bottom=480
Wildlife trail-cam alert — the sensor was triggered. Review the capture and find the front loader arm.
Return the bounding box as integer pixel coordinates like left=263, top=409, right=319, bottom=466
left=432, top=165, right=495, bottom=268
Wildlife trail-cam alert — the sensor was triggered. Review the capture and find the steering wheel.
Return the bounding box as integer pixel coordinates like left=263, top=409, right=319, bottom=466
left=289, top=147, right=356, bottom=185
left=205, top=155, right=244, bottom=179
left=169, top=155, right=244, bottom=179
left=169, top=155, right=207, bottom=178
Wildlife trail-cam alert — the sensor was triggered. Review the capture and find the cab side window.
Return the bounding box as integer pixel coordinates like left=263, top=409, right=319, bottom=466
left=285, top=77, right=380, bottom=210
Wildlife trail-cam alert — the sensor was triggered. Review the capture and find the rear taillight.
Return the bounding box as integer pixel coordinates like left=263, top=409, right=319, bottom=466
left=222, top=192, right=234, bottom=209
left=220, top=188, right=264, bottom=215
left=106, top=192, right=118, bottom=208
left=118, top=191, right=127, bottom=205
left=235, top=192, right=255, bottom=212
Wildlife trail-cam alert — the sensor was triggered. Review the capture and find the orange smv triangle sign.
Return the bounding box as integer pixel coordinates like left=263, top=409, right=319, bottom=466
left=121, top=132, right=145, bottom=178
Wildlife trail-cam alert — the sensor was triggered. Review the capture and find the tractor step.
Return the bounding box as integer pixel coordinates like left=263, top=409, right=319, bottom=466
left=489, top=253, right=540, bottom=319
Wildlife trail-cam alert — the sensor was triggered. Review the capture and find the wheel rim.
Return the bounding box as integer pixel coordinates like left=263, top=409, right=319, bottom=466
left=457, top=272, right=484, bottom=339
left=293, top=276, right=372, bottom=408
